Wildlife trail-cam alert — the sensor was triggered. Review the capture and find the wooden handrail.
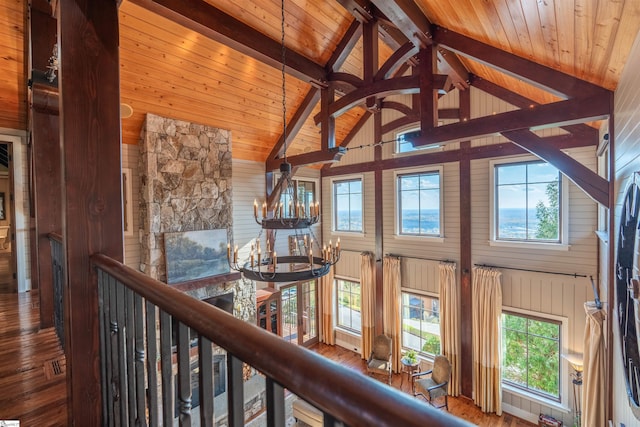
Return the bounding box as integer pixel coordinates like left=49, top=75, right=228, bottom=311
left=48, top=232, right=63, bottom=243
left=91, top=254, right=471, bottom=427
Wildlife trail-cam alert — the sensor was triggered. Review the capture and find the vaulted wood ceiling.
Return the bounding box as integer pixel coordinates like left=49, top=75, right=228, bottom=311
left=2, top=0, right=640, bottom=164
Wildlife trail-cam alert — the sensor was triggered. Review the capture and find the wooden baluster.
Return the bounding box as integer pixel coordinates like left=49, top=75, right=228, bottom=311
left=266, top=377, right=285, bottom=427
left=145, top=302, right=159, bottom=427
left=125, top=286, right=136, bottom=426
left=227, top=355, right=244, bottom=427
left=109, top=275, right=121, bottom=427
left=116, top=280, right=129, bottom=426
left=198, top=336, right=214, bottom=427
left=160, top=310, right=173, bottom=425
left=176, top=322, right=192, bottom=426
left=133, top=293, right=148, bottom=427
left=97, top=270, right=111, bottom=425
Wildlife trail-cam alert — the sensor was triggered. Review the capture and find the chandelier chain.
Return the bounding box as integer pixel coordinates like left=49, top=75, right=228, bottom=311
left=281, top=0, right=287, bottom=162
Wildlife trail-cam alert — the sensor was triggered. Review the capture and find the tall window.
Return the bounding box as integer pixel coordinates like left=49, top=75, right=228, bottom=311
left=336, top=279, right=361, bottom=333
left=279, top=178, right=316, bottom=216
left=397, top=171, right=441, bottom=236
left=502, top=312, right=560, bottom=400
left=395, top=127, right=441, bottom=154
left=333, top=178, right=363, bottom=232
left=401, top=292, right=440, bottom=356
left=494, top=161, right=562, bottom=242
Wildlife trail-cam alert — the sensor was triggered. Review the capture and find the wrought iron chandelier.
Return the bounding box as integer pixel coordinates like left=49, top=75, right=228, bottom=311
left=228, top=0, right=340, bottom=282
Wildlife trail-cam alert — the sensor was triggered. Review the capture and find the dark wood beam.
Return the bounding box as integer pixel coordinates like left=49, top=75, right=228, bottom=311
left=267, top=88, right=320, bottom=162
left=419, top=46, right=437, bottom=131
left=458, top=88, right=472, bottom=399
left=322, top=133, right=597, bottom=178
left=266, top=148, right=346, bottom=171
left=376, top=41, right=417, bottom=80
left=433, top=27, right=609, bottom=99
left=268, top=20, right=362, bottom=163
left=502, top=129, right=609, bottom=206
left=369, top=0, right=470, bottom=88
left=370, top=0, right=432, bottom=48
left=472, top=77, right=599, bottom=140
left=319, top=75, right=418, bottom=119
left=374, top=111, right=384, bottom=336
left=411, top=94, right=610, bottom=147
left=320, top=86, right=337, bottom=151
left=58, top=0, right=123, bottom=424
left=337, top=0, right=373, bottom=23
left=130, top=0, right=326, bottom=85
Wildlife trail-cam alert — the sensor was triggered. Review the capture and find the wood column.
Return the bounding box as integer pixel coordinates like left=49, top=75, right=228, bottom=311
left=58, top=0, right=123, bottom=424
left=29, top=1, right=60, bottom=327
left=30, top=83, right=61, bottom=329
left=374, top=112, right=384, bottom=336
left=458, top=88, right=473, bottom=398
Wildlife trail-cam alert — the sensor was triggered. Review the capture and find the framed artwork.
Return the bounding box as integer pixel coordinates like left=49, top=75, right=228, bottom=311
left=164, top=229, right=229, bottom=284
left=0, top=192, right=6, bottom=220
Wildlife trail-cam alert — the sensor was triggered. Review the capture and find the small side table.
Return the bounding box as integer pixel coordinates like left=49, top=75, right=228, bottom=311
left=400, top=357, right=420, bottom=391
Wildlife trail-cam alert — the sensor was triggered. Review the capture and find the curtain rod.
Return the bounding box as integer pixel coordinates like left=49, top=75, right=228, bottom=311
left=474, top=263, right=587, bottom=278
left=387, top=254, right=456, bottom=264
left=589, top=275, right=603, bottom=309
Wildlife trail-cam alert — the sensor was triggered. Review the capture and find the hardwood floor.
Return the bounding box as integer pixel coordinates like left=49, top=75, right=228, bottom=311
left=309, top=343, right=536, bottom=427
left=0, top=253, right=15, bottom=294
left=0, top=290, right=68, bottom=426
left=0, top=288, right=532, bottom=426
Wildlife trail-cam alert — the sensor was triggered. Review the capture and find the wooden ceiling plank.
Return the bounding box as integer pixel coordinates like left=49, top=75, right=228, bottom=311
left=433, top=26, right=609, bottom=99
left=502, top=129, right=608, bottom=206
left=533, top=0, right=561, bottom=70
left=128, top=0, right=327, bottom=85
left=412, top=93, right=610, bottom=147
left=588, top=0, right=624, bottom=88
left=118, top=31, right=301, bottom=100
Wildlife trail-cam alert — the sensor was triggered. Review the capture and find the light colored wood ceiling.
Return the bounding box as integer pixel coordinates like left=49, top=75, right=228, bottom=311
left=0, top=0, right=26, bottom=131
left=417, top=0, right=640, bottom=97
left=2, top=0, right=640, bottom=163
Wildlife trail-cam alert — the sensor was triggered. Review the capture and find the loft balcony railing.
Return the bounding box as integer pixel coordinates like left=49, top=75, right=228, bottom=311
left=49, top=232, right=65, bottom=349
left=92, top=254, right=471, bottom=427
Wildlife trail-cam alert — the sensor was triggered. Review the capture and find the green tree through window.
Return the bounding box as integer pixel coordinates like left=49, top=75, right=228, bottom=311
left=535, top=181, right=559, bottom=240
left=502, top=312, right=560, bottom=400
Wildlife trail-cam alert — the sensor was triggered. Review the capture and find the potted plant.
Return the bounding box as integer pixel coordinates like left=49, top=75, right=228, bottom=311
left=403, top=350, right=418, bottom=365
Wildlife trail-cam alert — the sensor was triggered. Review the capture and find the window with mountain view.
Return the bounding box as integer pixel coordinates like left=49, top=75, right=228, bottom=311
left=333, top=178, right=363, bottom=232
left=494, top=161, right=562, bottom=242
left=502, top=311, right=561, bottom=401
left=397, top=170, right=441, bottom=236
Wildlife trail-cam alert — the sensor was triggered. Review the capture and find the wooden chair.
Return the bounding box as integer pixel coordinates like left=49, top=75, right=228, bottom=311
left=412, top=355, right=451, bottom=410
left=366, top=334, right=392, bottom=384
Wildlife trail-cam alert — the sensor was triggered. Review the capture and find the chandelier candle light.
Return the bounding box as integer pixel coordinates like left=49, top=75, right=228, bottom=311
left=227, top=167, right=341, bottom=282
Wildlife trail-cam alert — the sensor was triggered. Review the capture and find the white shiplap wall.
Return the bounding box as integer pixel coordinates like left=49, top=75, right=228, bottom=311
left=470, top=147, right=598, bottom=276
left=122, top=143, right=141, bottom=269
left=612, top=28, right=640, bottom=426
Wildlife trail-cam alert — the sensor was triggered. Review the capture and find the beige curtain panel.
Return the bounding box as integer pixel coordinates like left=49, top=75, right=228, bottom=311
left=582, top=302, right=605, bottom=427
left=319, top=265, right=335, bottom=345
left=361, top=251, right=375, bottom=359
left=472, top=267, right=502, bottom=415
left=439, top=262, right=460, bottom=397
left=383, top=256, right=402, bottom=373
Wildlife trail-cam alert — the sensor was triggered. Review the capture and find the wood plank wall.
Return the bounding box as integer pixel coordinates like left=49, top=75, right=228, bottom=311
left=611, top=28, right=640, bottom=427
